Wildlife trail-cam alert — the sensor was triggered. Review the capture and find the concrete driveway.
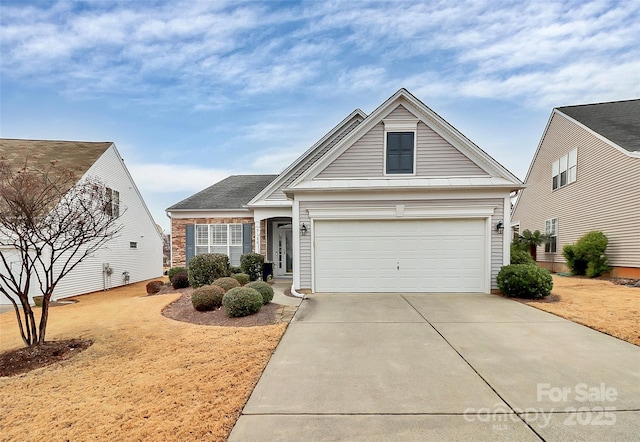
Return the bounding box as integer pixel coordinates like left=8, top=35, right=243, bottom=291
left=229, top=293, right=640, bottom=441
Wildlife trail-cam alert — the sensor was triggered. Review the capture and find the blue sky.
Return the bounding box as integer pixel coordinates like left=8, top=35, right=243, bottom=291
left=1, top=0, right=638, bottom=232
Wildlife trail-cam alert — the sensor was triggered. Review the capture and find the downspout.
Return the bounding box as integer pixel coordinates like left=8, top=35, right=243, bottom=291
left=290, top=283, right=306, bottom=299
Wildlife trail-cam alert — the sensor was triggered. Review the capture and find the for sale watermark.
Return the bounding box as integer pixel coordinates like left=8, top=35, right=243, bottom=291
left=463, top=383, right=618, bottom=429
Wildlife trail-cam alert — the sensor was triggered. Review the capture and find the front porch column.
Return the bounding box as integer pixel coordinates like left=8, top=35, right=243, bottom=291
left=254, top=222, right=261, bottom=254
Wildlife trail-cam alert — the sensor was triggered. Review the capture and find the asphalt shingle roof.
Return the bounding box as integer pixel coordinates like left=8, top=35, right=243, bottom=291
left=167, top=175, right=278, bottom=211
left=558, top=99, right=640, bottom=153
left=0, top=139, right=113, bottom=181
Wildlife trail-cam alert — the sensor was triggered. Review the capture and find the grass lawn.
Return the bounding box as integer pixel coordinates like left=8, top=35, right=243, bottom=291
left=522, top=275, right=640, bottom=346
left=0, top=280, right=286, bottom=441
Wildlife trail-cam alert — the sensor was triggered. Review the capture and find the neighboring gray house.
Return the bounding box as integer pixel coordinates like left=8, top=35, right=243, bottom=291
left=167, top=89, right=522, bottom=294
left=0, top=139, right=164, bottom=305
left=512, top=99, right=640, bottom=278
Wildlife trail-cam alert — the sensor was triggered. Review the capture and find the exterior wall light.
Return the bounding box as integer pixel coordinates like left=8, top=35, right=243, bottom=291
left=300, top=223, right=308, bottom=236
left=496, top=221, right=504, bottom=234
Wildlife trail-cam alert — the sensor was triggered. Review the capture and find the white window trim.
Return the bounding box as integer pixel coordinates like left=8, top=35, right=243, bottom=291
left=383, top=118, right=418, bottom=176
left=194, top=223, right=243, bottom=265
left=545, top=218, right=558, bottom=253
left=552, top=148, right=577, bottom=190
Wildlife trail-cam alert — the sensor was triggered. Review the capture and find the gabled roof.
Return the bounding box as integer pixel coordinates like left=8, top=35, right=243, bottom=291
left=287, top=88, right=522, bottom=190
left=0, top=138, right=113, bottom=183
left=246, top=109, right=367, bottom=206
left=557, top=99, right=640, bottom=153
left=167, top=175, right=278, bottom=211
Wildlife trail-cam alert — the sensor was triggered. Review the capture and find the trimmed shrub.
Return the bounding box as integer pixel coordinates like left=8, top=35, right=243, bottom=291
left=240, top=252, right=265, bottom=281
left=146, top=280, right=164, bottom=295
left=229, top=265, right=242, bottom=275
left=191, top=284, right=225, bottom=311
left=497, top=264, right=553, bottom=299
left=222, top=287, right=263, bottom=317
left=188, top=253, right=230, bottom=288
left=510, top=244, right=536, bottom=265
left=231, top=273, right=250, bottom=286
left=563, top=231, right=610, bottom=278
left=212, top=276, right=241, bottom=292
left=245, top=281, right=274, bottom=304
left=167, top=266, right=186, bottom=282
left=171, top=271, right=190, bottom=289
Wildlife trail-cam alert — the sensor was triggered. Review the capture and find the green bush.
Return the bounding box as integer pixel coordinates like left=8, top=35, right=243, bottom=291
left=497, top=264, right=553, bottom=299
left=171, top=271, right=190, bottom=289
left=245, top=281, right=274, bottom=304
left=188, top=253, right=230, bottom=288
left=191, top=284, right=225, bottom=311
left=231, top=273, right=250, bottom=286
left=146, top=280, right=164, bottom=295
left=222, top=287, right=263, bottom=317
left=167, top=266, right=186, bottom=282
left=212, top=276, right=241, bottom=292
left=229, top=265, right=242, bottom=274
left=562, top=231, right=610, bottom=278
left=510, top=244, right=536, bottom=265
left=240, top=252, right=265, bottom=281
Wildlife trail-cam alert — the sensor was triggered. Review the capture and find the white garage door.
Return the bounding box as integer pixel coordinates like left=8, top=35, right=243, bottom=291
left=314, top=219, right=486, bottom=293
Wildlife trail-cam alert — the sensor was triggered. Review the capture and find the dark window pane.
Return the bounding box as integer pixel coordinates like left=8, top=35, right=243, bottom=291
left=386, top=132, right=414, bottom=174
left=560, top=171, right=567, bottom=186
left=552, top=175, right=558, bottom=190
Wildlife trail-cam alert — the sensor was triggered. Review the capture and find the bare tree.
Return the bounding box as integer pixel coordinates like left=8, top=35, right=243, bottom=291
left=0, top=160, right=122, bottom=347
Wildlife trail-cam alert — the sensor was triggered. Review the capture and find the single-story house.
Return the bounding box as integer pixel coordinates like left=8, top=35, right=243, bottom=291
left=512, top=99, right=640, bottom=278
left=0, top=139, right=163, bottom=305
left=167, top=89, right=522, bottom=294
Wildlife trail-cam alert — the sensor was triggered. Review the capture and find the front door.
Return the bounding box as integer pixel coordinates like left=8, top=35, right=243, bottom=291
left=274, top=223, right=293, bottom=277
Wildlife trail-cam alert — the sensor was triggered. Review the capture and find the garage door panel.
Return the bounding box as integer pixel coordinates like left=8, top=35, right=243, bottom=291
left=314, top=219, right=486, bottom=293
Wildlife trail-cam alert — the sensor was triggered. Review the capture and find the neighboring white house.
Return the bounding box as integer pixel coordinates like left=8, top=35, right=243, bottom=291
left=167, top=89, right=522, bottom=294
left=0, top=139, right=163, bottom=305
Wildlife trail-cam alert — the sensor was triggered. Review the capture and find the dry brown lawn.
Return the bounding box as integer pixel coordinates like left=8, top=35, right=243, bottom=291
left=523, top=275, right=640, bottom=346
left=0, top=280, right=286, bottom=441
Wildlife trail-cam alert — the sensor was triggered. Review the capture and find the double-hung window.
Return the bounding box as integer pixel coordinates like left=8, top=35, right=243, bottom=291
left=384, top=118, right=418, bottom=175
left=104, top=188, right=120, bottom=217
left=545, top=218, right=558, bottom=253
left=195, top=224, right=243, bottom=265
left=552, top=149, right=577, bottom=190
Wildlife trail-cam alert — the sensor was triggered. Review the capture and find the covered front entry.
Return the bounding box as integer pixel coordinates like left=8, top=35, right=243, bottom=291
left=313, top=219, right=487, bottom=293
left=272, top=221, right=293, bottom=277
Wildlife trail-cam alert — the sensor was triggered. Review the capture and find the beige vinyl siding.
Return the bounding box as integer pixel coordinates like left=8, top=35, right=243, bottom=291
left=513, top=112, right=640, bottom=268
left=319, top=105, right=488, bottom=178
left=265, top=118, right=362, bottom=201
left=298, top=198, right=503, bottom=291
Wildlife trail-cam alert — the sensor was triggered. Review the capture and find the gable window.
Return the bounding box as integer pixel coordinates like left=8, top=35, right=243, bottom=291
left=386, top=132, right=415, bottom=174
left=195, top=224, right=243, bottom=266
left=552, top=149, right=577, bottom=190
left=545, top=218, right=558, bottom=253
left=384, top=118, right=418, bottom=175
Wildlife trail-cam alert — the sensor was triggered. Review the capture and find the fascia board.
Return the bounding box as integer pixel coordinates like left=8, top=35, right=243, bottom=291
left=97, top=143, right=163, bottom=240
left=511, top=109, right=556, bottom=215
left=246, top=109, right=367, bottom=206
left=397, top=91, right=522, bottom=184
left=555, top=109, right=640, bottom=159
left=291, top=89, right=522, bottom=188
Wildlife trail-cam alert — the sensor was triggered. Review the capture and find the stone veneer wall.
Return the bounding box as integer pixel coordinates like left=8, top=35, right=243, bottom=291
left=171, top=217, right=255, bottom=267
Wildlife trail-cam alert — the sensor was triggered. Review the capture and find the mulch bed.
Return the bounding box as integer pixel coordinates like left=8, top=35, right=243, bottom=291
left=160, top=290, right=281, bottom=327
left=0, top=339, right=93, bottom=377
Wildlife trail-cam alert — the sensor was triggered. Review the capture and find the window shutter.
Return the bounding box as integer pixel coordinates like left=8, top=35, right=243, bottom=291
left=242, top=223, right=252, bottom=254
left=185, top=224, right=195, bottom=267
